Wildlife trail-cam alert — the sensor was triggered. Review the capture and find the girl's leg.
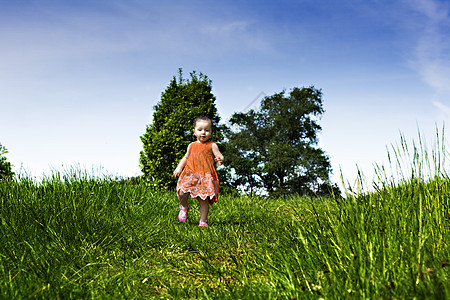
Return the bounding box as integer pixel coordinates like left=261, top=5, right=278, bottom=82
left=178, top=190, right=190, bottom=208
left=197, top=197, right=210, bottom=221
left=178, top=190, right=190, bottom=222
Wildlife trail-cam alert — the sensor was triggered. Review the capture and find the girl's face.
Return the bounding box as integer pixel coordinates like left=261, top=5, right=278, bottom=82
left=193, top=120, right=212, bottom=143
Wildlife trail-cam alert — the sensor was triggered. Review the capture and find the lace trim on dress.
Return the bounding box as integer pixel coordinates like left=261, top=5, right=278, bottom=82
left=177, top=172, right=218, bottom=204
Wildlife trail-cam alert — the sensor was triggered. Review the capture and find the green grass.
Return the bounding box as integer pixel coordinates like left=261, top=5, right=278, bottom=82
left=1, top=133, right=449, bottom=299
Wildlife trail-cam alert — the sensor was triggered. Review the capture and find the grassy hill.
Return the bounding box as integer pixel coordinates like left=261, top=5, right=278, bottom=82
left=1, top=167, right=448, bottom=299
left=1, top=131, right=450, bottom=298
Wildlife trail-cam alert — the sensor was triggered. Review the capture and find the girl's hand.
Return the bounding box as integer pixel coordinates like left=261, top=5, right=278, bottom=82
left=173, top=167, right=182, bottom=177
left=211, top=143, right=224, bottom=166
left=215, top=156, right=224, bottom=166
left=174, top=145, right=190, bottom=177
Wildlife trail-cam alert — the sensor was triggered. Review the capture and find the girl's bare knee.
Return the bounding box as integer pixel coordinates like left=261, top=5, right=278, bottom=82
left=197, top=197, right=208, bottom=203
left=178, top=190, right=189, bottom=197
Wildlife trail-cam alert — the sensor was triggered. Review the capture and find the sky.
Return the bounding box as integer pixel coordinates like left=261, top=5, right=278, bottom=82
left=1, top=0, right=450, bottom=190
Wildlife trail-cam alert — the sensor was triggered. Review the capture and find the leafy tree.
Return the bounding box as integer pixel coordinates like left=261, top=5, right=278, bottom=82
left=140, top=69, right=224, bottom=189
left=224, top=86, right=338, bottom=197
left=0, top=143, right=14, bottom=180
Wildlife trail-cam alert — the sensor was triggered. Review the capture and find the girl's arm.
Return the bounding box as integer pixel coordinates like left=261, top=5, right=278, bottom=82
left=173, top=144, right=191, bottom=177
left=212, top=142, right=224, bottom=165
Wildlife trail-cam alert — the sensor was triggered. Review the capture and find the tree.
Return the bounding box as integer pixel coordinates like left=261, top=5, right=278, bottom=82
left=224, top=86, right=338, bottom=197
left=0, top=143, right=14, bottom=180
left=140, top=69, right=223, bottom=189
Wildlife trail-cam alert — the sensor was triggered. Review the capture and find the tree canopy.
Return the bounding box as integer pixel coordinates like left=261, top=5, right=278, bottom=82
left=139, top=69, right=223, bottom=189
left=224, top=86, right=338, bottom=197
left=0, top=143, right=14, bottom=180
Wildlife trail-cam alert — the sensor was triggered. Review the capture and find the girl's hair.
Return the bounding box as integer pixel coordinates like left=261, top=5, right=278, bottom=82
left=193, top=115, right=212, bottom=127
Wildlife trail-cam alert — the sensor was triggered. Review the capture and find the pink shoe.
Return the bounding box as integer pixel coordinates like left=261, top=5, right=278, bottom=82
left=178, top=205, right=189, bottom=222
left=199, top=219, right=208, bottom=227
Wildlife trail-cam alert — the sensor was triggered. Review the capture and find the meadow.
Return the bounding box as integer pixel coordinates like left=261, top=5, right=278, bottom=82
left=0, top=134, right=449, bottom=299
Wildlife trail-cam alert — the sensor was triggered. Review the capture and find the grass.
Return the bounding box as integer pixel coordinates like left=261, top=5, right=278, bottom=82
left=1, top=132, right=449, bottom=299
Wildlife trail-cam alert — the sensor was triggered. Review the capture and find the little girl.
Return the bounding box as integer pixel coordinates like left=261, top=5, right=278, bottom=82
left=173, top=116, right=224, bottom=227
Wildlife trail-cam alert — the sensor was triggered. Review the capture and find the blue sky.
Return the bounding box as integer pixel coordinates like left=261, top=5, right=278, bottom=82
left=1, top=0, right=449, bottom=189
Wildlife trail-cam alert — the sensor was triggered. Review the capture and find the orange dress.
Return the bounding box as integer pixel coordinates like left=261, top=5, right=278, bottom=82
left=177, top=141, right=219, bottom=204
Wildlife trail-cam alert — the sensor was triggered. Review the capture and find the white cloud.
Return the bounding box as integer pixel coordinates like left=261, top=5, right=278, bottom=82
left=433, top=100, right=450, bottom=120
left=411, top=0, right=449, bottom=21
left=406, top=0, right=450, bottom=92
left=0, top=1, right=275, bottom=76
